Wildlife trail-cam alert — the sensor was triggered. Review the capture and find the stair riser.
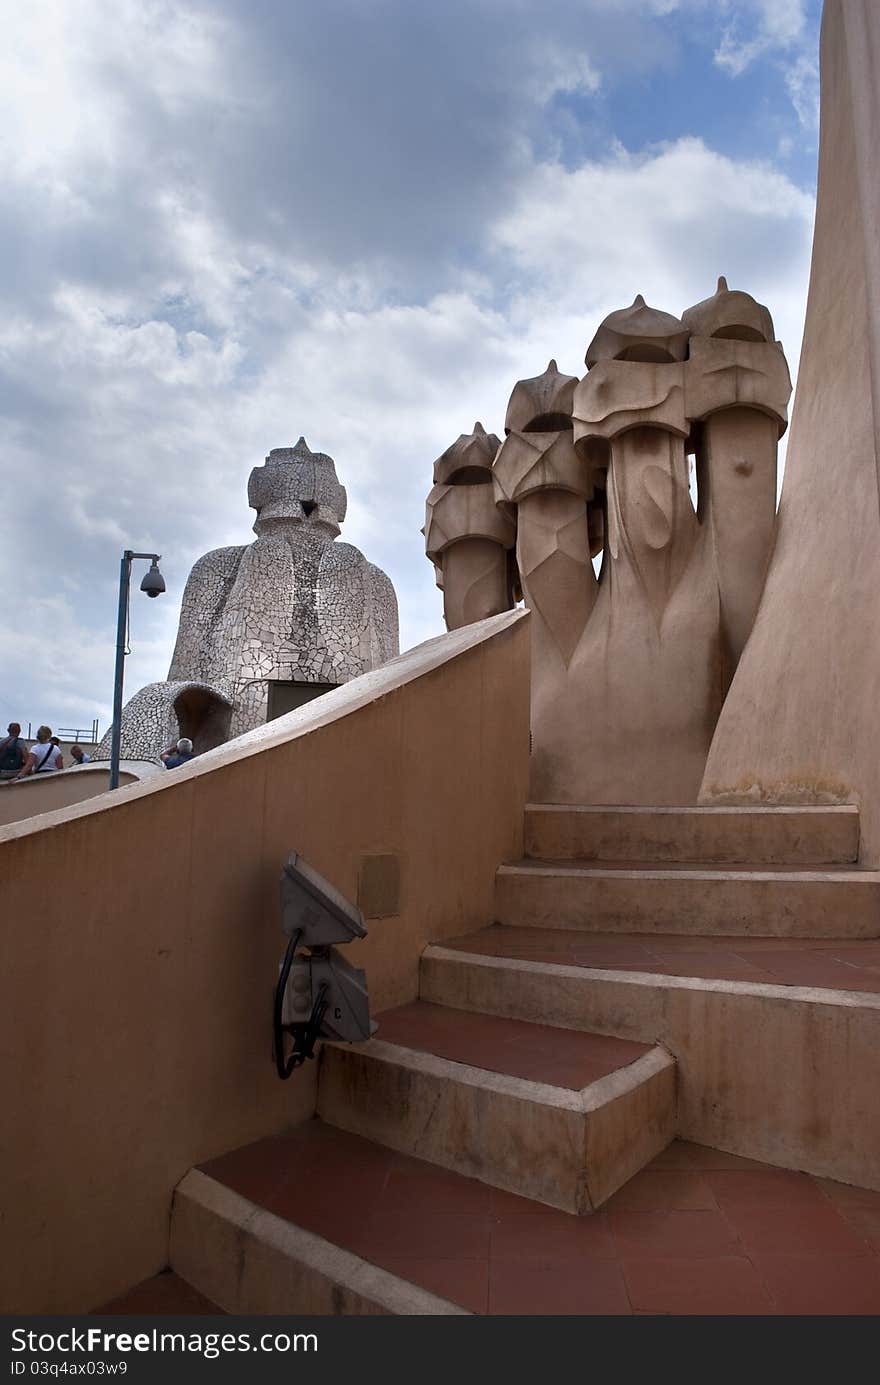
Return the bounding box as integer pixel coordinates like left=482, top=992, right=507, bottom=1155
left=495, top=870, right=880, bottom=937
left=318, top=1040, right=675, bottom=1213
left=524, top=807, right=860, bottom=865
left=420, top=946, right=880, bottom=1192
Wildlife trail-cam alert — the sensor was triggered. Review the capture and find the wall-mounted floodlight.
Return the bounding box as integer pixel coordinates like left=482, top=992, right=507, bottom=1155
left=273, top=851, right=374, bottom=1079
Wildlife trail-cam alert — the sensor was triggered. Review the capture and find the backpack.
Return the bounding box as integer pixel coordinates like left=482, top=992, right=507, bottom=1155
left=0, top=736, right=24, bottom=775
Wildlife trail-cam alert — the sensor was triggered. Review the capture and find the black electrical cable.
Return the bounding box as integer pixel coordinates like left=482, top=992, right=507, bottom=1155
left=273, top=929, right=302, bottom=1079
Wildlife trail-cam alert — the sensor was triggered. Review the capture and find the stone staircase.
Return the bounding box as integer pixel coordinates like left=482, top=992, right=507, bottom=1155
left=316, top=1002, right=675, bottom=1214
left=170, top=801, right=880, bottom=1314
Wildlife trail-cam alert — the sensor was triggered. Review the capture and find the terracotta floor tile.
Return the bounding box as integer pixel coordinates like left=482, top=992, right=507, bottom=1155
left=198, top=1130, right=315, bottom=1203
left=373, top=1000, right=649, bottom=1089
left=261, top=1191, right=374, bottom=1252
left=588, top=963, right=683, bottom=976
left=726, top=1202, right=872, bottom=1257
left=489, top=1186, right=558, bottom=1218
left=646, top=1141, right=700, bottom=1170
left=829, top=970, right=880, bottom=993
left=622, top=1257, right=775, bottom=1315
left=94, top=1272, right=223, bottom=1315
left=527, top=1030, right=648, bottom=1066
left=563, top=947, right=658, bottom=968
left=678, top=1144, right=770, bottom=1172
left=820, top=944, right=880, bottom=963
left=275, top=1162, right=394, bottom=1212
left=490, top=1209, right=616, bottom=1261
left=377, top=1163, right=492, bottom=1217
left=608, top=1210, right=742, bottom=1259
left=827, top=1203, right=880, bottom=1252
left=295, top=1125, right=398, bottom=1171
left=376, top=1256, right=489, bottom=1314
left=754, top=952, right=880, bottom=992
left=489, top=1258, right=631, bottom=1315
left=356, top=1211, right=491, bottom=1262
left=669, top=959, right=777, bottom=984
left=605, top=1170, right=717, bottom=1212
left=816, top=1178, right=880, bottom=1212
left=754, top=1254, right=880, bottom=1314
left=707, top=1169, right=829, bottom=1210
left=445, top=928, right=880, bottom=992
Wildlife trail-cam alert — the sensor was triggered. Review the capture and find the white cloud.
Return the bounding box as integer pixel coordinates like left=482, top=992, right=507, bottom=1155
left=712, top=0, right=819, bottom=134
left=0, top=0, right=820, bottom=734
left=492, top=137, right=814, bottom=365
left=784, top=52, right=820, bottom=132
left=715, top=0, right=807, bottom=76
left=528, top=45, right=602, bottom=104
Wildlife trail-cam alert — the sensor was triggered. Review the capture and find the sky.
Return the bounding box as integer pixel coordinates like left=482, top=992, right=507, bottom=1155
left=0, top=0, right=822, bottom=738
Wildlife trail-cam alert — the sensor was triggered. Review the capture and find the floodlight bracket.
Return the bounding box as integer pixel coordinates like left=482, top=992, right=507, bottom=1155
left=273, top=853, right=373, bottom=1080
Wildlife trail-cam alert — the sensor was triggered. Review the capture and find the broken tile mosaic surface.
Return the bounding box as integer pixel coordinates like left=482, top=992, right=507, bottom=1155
left=97, top=439, right=399, bottom=762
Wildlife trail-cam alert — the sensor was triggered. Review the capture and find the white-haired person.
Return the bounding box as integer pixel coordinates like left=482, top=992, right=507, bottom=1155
left=160, top=737, right=194, bottom=769
left=12, top=725, right=63, bottom=779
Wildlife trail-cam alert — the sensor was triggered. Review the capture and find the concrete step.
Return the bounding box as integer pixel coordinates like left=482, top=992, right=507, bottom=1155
left=317, top=1001, right=676, bottom=1213
left=524, top=804, right=860, bottom=865
left=171, top=1127, right=880, bottom=1314
left=171, top=1166, right=466, bottom=1315
left=419, top=939, right=880, bottom=1192
left=494, top=862, right=880, bottom=938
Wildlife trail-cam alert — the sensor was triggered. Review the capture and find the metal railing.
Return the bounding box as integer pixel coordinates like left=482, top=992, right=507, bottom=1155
left=27, top=719, right=100, bottom=744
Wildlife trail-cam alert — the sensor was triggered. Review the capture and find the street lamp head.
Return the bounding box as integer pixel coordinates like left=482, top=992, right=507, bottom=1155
left=140, top=558, right=166, bottom=598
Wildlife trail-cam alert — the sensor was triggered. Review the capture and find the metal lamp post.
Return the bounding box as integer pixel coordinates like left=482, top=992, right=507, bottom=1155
left=109, top=550, right=166, bottom=789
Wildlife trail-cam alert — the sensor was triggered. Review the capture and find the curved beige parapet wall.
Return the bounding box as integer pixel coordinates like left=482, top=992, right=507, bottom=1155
left=0, top=762, right=161, bottom=828
left=0, top=609, right=530, bottom=1313
left=700, top=0, right=880, bottom=860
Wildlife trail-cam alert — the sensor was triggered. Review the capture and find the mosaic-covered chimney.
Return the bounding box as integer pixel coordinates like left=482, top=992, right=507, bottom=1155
left=98, top=438, right=399, bottom=764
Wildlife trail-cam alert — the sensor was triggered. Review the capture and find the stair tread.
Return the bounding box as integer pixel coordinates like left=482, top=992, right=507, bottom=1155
left=504, top=860, right=880, bottom=880
left=435, top=926, right=880, bottom=992
left=526, top=803, right=859, bottom=816
left=189, top=1128, right=880, bottom=1315
left=368, top=999, right=652, bottom=1091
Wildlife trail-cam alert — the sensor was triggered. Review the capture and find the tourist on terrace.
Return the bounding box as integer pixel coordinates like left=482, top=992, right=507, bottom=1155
left=13, top=726, right=63, bottom=779
left=0, top=723, right=28, bottom=781
left=69, top=744, right=91, bottom=766
left=160, top=737, right=194, bottom=769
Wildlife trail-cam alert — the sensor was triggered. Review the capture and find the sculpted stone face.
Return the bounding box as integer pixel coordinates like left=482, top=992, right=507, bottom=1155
left=425, top=285, right=791, bottom=805
left=424, top=423, right=517, bottom=629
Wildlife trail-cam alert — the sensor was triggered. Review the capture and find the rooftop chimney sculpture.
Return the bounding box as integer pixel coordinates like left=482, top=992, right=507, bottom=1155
left=425, top=282, right=791, bottom=804
left=99, top=438, right=399, bottom=763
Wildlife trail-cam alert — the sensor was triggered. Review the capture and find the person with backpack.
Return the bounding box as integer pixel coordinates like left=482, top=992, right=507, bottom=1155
left=12, top=725, right=64, bottom=779
left=0, top=723, right=28, bottom=781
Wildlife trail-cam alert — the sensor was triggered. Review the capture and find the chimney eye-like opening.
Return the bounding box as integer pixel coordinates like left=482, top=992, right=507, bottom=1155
left=301, top=500, right=318, bottom=517
left=614, top=344, right=677, bottom=364
left=712, top=325, right=765, bottom=343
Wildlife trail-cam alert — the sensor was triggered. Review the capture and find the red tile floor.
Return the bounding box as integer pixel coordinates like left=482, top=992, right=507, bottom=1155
left=373, top=1001, right=651, bottom=1088
left=96, top=1272, right=222, bottom=1314
left=443, top=926, right=880, bottom=992
left=194, top=1123, right=880, bottom=1315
